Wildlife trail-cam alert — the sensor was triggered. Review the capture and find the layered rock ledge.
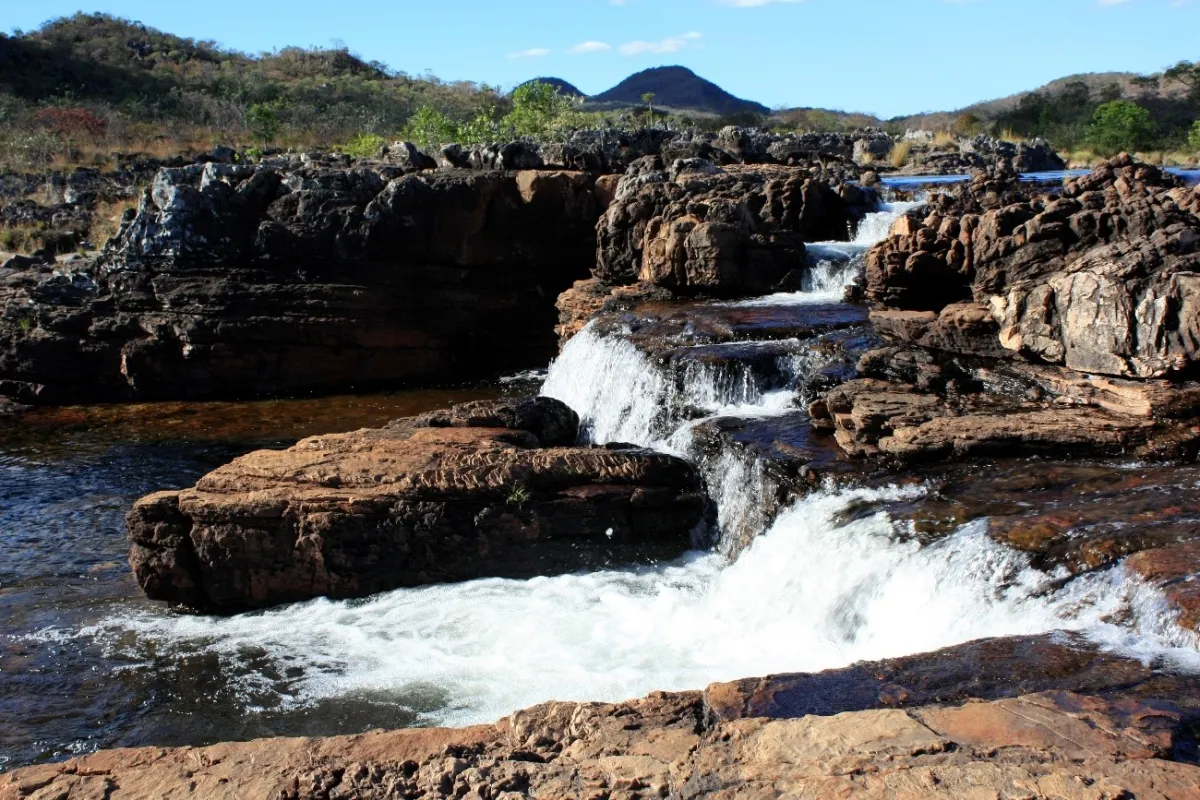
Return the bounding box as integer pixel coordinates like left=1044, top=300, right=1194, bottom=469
left=0, top=165, right=603, bottom=404
left=5, top=635, right=1198, bottom=800
left=812, top=155, right=1200, bottom=462
left=556, top=157, right=879, bottom=341
left=127, top=397, right=708, bottom=611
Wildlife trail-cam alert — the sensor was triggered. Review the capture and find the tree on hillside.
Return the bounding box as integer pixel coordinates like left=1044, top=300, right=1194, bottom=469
left=1164, top=61, right=1200, bottom=104
left=1086, top=101, right=1157, bottom=154
left=1190, top=120, right=1200, bottom=151
left=1131, top=75, right=1160, bottom=99
left=642, top=92, right=655, bottom=125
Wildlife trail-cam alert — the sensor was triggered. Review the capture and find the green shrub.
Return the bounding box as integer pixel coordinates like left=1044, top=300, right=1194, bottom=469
left=1189, top=120, right=1200, bottom=151
left=1085, top=101, right=1157, bottom=155
left=401, top=105, right=458, bottom=151
left=337, top=132, right=387, bottom=158
left=246, top=102, right=283, bottom=143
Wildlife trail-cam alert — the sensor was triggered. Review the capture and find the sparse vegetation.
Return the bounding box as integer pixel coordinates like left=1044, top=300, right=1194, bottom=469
left=89, top=197, right=140, bottom=247
left=0, top=224, right=76, bottom=255
left=889, top=141, right=912, bottom=168
left=336, top=132, right=387, bottom=158
left=506, top=484, right=531, bottom=507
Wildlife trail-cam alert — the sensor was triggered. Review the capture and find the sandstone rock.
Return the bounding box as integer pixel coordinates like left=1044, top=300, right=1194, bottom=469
left=812, top=374, right=1165, bottom=460
left=6, top=684, right=1198, bottom=800
left=864, top=155, right=1200, bottom=380
left=126, top=397, right=708, bottom=610
left=594, top=159, right=877, bottom=296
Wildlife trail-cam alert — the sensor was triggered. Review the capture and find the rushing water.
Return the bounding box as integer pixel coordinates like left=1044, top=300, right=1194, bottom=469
left=4, top=196, right=1199, bottom=772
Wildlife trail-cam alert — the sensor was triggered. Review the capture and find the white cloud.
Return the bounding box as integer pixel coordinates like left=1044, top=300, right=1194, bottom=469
left=618, top=31, right=703, bottom=56
left=718, top=0, right=803, bottom=6
left=570, top=41, right=613, bottom=54
left=508, top=48, right=552, bottom=59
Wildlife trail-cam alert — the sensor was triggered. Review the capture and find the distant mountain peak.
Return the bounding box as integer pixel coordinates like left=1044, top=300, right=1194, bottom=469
left=516, top=77, right=586, bottom=98
left=589, top=65, right=769, bottom=117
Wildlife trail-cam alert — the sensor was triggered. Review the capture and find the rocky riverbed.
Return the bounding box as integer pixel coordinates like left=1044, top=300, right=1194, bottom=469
left=3, top=150, right=1200, bottom=797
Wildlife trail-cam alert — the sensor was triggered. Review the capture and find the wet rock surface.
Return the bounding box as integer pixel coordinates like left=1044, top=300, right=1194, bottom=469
left=126, top=397, right=709, bottom=611
left=6, top=634, right=1200, bottom=800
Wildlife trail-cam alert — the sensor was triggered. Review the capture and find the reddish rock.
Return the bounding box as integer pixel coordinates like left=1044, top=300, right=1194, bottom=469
left=126, top=397, right=709, bottom=611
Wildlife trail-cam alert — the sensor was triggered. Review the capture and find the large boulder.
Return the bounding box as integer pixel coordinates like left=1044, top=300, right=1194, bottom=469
left=0, top=165, right=604, bottom=404
left=126, top=397, right=709, bottom=611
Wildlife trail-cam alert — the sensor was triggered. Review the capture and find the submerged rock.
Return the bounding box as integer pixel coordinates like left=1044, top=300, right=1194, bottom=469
left=126, top=397, right=708, bottom=611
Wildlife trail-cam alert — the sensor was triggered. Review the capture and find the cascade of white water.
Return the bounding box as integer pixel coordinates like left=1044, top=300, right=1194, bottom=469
left=81, top=483, right=1200, bottom=729
left=735, top=198, right=925, bottom=305
left=62, top=190, right=1200, bottom=739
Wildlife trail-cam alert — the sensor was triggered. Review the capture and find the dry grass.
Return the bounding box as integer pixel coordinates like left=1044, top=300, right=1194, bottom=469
left=932, top=130, right=958, bottom=150
left=1067, top=148, right=1100, bottom=168
left=858, top=151, right=876, bottom=166
left=1163, top=151, right=1199, bottom=167
left=0, top=224, right=75, bottom=255
left=1134, top=151, right=1165, bottom=166
left=997, top=129, right=1028, bottom=144
left=889, top=141, right=912, bottom=169
left=89, top=197, right=140, bottom=248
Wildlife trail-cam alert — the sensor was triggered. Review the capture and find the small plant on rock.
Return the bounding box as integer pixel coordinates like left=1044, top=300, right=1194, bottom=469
left=337, top=132, right=387, bottom=158
left=506, top=483, right=531, bottom=508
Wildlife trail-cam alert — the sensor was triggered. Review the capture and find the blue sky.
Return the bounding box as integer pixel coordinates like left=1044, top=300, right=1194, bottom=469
left=8, top=0, right=1198, bottom=118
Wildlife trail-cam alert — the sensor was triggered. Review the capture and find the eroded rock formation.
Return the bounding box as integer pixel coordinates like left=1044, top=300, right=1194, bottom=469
left=0, top=165, right=603, bottom=404
left=815, top=155, right=1200, bottom=462
left=126, top=397, right=708, bottom=611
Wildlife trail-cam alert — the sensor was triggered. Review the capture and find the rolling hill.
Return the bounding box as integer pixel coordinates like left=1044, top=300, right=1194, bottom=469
left=586, top=66, right=770, bottom=117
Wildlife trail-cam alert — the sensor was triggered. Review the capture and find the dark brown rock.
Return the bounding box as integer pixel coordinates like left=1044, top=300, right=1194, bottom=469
left=126, top=397, right=709, bottom=611
left=594, top=160, right=877, bottom=296
left=0, top=167, right=604, bottom=405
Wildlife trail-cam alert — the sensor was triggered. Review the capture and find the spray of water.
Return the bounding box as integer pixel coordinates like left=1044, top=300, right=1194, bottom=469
left=66, top=190, right=1199, bottom=733
left=80, top=484, right=1199, bottom=728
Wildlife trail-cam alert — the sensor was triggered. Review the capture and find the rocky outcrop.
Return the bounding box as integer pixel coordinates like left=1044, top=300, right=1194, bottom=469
left=594, top=159, right=876, bottom=296
left=126, top=397, right=708, bottom=611
left=813, top=156, right=1200, bottom=462
left=6, top=634, right=1200, bottom=800
left=0, top=165, right=604, bottom=404
left=892, top=135, right=1066, bottom=176
left=864, top=155, right=1200, bottom=378
left=809, top=342, right=1200, bottom=461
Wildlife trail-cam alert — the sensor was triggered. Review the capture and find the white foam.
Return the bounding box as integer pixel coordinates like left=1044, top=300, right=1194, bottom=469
left=81, top=483, right=1200, bottom=728
left=732, top=199, right=925, bottom=306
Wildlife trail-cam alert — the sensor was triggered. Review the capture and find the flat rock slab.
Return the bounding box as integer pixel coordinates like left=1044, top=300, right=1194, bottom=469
left=5, top=686, right=1199, bottom=800
left=596, top=298, right=869, bottom=352
left=701, top=633, right=1199, bottom=723
left=126, top=398, right=708, bottom=611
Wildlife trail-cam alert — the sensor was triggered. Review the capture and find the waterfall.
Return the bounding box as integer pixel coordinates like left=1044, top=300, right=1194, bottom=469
left=82, top=483, right=1200, bottom=730
left=63, top=190, right=1199, bottom=739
